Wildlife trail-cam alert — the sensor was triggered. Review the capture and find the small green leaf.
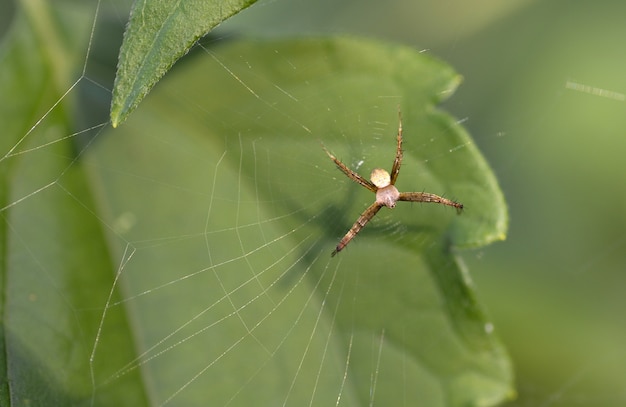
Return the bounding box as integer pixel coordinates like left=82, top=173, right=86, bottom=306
left=110, top=0, right=257, bottom=127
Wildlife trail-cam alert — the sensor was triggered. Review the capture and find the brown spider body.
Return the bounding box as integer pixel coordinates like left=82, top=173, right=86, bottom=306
left=324, top=111, right=463, bottom=257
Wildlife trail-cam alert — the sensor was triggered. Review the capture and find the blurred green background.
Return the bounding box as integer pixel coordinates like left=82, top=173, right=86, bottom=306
left=228, top=0, right=626, bottom=405
left=4, top=0, right=626, bottom=405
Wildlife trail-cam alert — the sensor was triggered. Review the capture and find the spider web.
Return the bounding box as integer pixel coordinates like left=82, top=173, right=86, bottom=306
left=3, top=0, right=626, bottom=406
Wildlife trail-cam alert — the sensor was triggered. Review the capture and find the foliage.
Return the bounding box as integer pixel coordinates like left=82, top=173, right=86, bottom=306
left=0, top=1, right=510, bottom=405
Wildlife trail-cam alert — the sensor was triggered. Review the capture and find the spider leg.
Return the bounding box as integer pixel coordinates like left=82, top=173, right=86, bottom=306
left=323, top=145, right=377, bottom=192
left=332, top=202, right=382, bottom=256
left=389, top=109, right=403, bottom=185
left=398, top=192, right=464, bottom=213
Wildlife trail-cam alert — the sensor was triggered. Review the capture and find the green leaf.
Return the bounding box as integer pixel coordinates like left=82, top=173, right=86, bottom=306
left=88, top=37, right=512, bottom=405
left=1, top=3, right=146, bottom=406
left=110, top=0, right=258, bottom=127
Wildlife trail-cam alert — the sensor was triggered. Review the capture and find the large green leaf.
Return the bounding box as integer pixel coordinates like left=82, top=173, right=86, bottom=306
left=86, top=37, right=511, bottom=405
left=110, top=0, right=258, bottom=127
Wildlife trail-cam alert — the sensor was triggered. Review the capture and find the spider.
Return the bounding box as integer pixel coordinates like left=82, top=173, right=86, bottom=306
left=324, top=112, right=463, bottom=256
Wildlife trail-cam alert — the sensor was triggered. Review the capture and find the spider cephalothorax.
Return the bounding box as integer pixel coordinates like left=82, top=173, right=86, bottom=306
left=324, top=112, right=463, bottom=256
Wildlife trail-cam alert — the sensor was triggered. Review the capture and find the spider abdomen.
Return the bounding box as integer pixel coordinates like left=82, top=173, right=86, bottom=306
left=376, top=184, right=400, bottom=208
